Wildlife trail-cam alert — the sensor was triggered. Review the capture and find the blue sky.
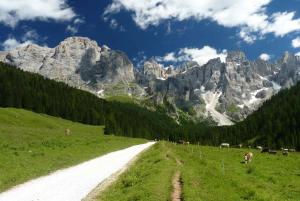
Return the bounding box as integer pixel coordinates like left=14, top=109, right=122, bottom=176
left=1, top=0, right=300, bottom=66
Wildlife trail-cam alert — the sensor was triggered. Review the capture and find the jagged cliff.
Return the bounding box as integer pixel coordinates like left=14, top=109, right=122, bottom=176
left=1, top=37, right=136, bottom=96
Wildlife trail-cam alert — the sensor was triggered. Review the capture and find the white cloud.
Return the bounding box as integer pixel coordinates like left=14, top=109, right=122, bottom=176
left=66, top=25, right=78, bottom=34
left=1, top=29, right=42, bottom=51
left=166, top=21, right=171, bottom=34
left=22, top=29, right=39, bottom=41
left=1, top=38, right=33, bottom=51
left=292, top=37, right=300, bottom=48
left=295, top=52, right=300, bottom=57
left=133, top=51, right=148, bottom=68
left=158, top=46, right=227, bottom=66
left=119, top=25, right=126, bottom=32
left=264, top=12, right=300, bottom=37
left=162, top=52, right=177, bottom=62
left=259, top=53, right=270, bottom=61
left=104, top=0, right=300, bottom=43
left=66, top=18, right=85, bottom=34
left=105, top=18, right=126, bottom=32
left=179, top=46, right=227, bottom=65
left=109, top=19, right=118, bottom=29
left=0, top=0, right=75, bottom=27
left=239, top=29, right=257, bottom=44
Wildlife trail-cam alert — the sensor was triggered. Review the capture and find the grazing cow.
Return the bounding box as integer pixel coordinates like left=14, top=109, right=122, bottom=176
left=244, top=152, right=253, bottom=164
left=65, top=128, right=71, bottom=135
left=282, top=149, right=289, bottom=156
left=268, top=150, right=277, bottom=154
left=178, top=140, right=189, bottom=145
left=256, top=146, right=263, bottom=151
left=220, top=143, right=230, bottom=148
left=288, top=148, right=296, bottom=152
left=261, top=147, right=269, bottom=153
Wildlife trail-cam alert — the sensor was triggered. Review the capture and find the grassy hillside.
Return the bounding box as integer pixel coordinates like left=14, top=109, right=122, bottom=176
left=99, top=142, right=300, bottom=201
left=0, top=108, right=146, bottom=192
left=0, top=62, right=179, bottom=141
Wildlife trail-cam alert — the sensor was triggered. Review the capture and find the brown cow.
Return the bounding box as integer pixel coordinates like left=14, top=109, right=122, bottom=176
left=65, top=128, right=71, bottom=135
left=244, top=152, right=253, bottom=164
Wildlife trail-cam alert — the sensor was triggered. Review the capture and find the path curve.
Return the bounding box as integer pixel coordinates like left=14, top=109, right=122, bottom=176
left=0, top=142, right=155, bottom=201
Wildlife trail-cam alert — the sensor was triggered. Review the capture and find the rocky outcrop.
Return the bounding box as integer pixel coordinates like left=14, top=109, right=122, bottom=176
left=143, top=58, right=166, bottom=79
left=4, top=44, right=53, bottom=73
left=0, top=37, right=135, bottom=95
left=0, top=51, right=8, bottom=62
left=274, top=52, right=300, bottom=87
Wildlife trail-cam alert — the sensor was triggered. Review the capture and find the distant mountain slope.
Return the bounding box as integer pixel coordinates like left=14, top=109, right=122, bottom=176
left=138, top=52, right=300, bottom=124
left=184, top=81, right=300, bottom=149
left=228, top=80, right=300, bottom=149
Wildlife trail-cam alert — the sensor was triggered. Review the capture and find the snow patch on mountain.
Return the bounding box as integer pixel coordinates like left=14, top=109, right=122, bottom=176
left=202, top=91, right=233, bottom=126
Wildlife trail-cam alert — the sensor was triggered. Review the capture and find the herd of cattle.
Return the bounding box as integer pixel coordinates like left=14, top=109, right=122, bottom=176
left=178, top=141, right=296, bottom=154
left=219, top=143, right=296, bottom=155
left=219, top=143, right=297, bottom=163
left=177, top=141, right=296, bottom=164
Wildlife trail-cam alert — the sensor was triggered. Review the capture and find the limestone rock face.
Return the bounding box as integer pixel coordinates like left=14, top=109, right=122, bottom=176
left=0, top=51, right=8, bottom=62
left=143, top=58, right=166, bottom=79
left=0, top=37, right=135, bottom=94
left=4, top=44, right=53, bottom=73
left=274, top=52, right=300, bottom=88
left=39, top=37, right=101, bottom=79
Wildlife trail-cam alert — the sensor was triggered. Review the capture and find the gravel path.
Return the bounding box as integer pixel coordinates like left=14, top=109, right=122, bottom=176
left=0, top=142, right=155, bottom=201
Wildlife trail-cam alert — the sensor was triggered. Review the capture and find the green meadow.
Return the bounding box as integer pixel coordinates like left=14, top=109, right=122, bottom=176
left=0, top=108, right=146, bottom=192
left=99, top=142, right=300, bottom=201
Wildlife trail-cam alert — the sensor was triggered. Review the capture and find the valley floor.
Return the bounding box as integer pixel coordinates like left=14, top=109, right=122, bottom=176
left=98, top=142, right=300, bottom=201
left=1, top=108, right=300, bottom=201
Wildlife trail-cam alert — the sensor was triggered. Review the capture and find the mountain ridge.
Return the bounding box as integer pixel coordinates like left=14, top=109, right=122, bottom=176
left=1, top=36, right=300, bottom=125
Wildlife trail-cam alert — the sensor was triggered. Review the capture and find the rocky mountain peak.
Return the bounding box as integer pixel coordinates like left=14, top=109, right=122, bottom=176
left=0, top=37, right=136, bottom=95
left=101, top=45, right=111, bottom=51
left=274, top=51, right=300, bottom=87
left=52, top=37, right=101, bottom=61
left=143, top=58, right=166, bottom=79
left=226, top=51, right=246, bottom=63
left=58, top=37, right=99, bottom=48
left=278, top=51, right=299, bottom=65
left=282, top=51, right=292, bottom=63
left=178, top=61, right=199, bottom=72
left=207, top=57, right=222, bottom=66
